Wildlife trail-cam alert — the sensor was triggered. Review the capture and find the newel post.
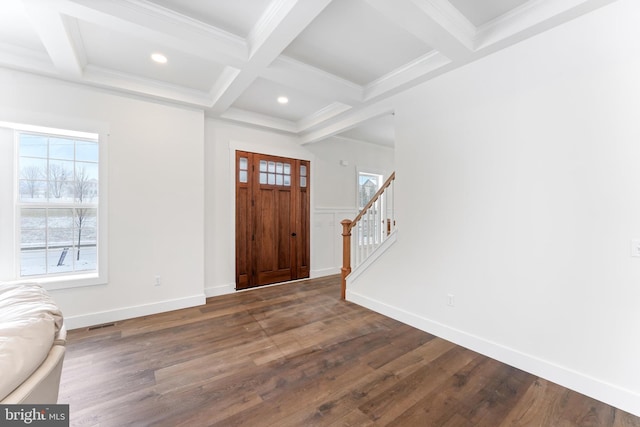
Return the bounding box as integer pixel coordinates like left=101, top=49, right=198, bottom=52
left=340, top=219, right=352, bottom=300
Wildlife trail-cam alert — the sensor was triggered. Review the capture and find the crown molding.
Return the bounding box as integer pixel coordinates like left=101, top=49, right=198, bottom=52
left=297, top=102, right=352, bottom=132
left=84, top=64, right=214, bottom=106
left=63, top=15, right=87, bottom=70
left=0, top=43, right=55, bottom=75
left=22, top=0, right=84, bottom=77
left=221, top=107, right=298, bottom=133
left=417, top=0, right=477, bottom=45
left=332, top=134, right=394, bottom=148
left=126, top=0, right=246, bottom=47
left=364, top=50, right=451, bottom=102
left=475, top=0, right=619, bottom=50
left=298, top=99, right=394, bottom=145
left=264, top=56, right=363, bottom=104
left=64, top=0, right=247, bottom=66
left=247, top=0, right=296, bottom=58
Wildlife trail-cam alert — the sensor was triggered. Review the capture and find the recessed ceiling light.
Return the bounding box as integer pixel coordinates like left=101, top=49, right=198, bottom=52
left=151, top=53, right=167, bottom=64
left=277, top=96, right=289, bottom=105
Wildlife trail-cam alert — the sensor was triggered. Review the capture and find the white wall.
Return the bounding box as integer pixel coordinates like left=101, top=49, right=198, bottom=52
left=203, top=120, right=394, bottom=295
left=0, top=69, right=206, bottom=329
left=307, top=136, right=393, bottom=209
left=0, top=127, right=14, bottom=280
left=348, top=0, right=640, bottom=416
left=306, top=136, right=394, bottom=277
left=0, top=66, right=392, bottom=326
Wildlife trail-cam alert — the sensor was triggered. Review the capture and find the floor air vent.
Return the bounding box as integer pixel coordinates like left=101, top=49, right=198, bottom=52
left=87, top=322, right=116, bottom=331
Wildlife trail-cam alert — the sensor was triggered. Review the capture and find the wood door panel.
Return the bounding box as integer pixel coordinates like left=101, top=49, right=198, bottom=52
left=256, top=188, right=289, bottom=275
left=236, top=151, right=309, bottom=289
left=236, top=186, right=250, bottom=288
left=255, top=188, right=293, bottom=285
left=277, top=190, right=291, bottom=270
left=256, top=269, right=293, bottom=286
left=235, top=151, right=252, bottom=289
left=297, top=184, right=310, bottom=277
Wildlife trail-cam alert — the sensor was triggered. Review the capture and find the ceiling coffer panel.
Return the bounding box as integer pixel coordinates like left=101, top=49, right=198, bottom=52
left=232, top=77, right=334, bottom=122
left=0, top=0, right=617, bottom=144
left=145, top=0, right=272, bottom=38
left=283, top=0, right=433, bottom=86
left=448, top=0, right=530, bottom=27
left=78, top=20, right=226, bottom=92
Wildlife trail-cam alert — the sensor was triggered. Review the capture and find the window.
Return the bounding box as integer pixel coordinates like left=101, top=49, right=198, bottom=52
left=358, top=172, right=383, bottom=209
left=18, top=131, right=99, bottom=277
left=258, top=160, right=292, bottom=186
left=0, top=121, right=106, bottom=289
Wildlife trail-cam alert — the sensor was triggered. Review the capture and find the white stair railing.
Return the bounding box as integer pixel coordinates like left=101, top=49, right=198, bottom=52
left=341, top=172, right=396, bottom=299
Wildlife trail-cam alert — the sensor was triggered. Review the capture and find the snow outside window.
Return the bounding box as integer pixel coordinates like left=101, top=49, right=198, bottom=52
left=0, top=121, right=107, bottom=290
left=18, top=131, right=99, bottom=277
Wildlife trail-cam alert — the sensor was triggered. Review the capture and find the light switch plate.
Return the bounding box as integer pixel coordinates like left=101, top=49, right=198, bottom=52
left=631, top=239, right=640, bottom=257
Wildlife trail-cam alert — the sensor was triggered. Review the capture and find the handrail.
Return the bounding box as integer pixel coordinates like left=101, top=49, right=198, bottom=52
left=350, top=172, right=395, bottom=230
left=341, top=172, right=396, bottom=299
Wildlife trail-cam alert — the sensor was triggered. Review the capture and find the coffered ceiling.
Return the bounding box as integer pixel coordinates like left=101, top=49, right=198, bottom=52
left=0, top=0, right=618, bottom=146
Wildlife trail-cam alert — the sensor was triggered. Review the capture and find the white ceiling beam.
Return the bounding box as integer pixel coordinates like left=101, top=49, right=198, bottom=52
left=363, top=51, right=451, bottom=102
left=365, top=0, right=476, bottom=62
left=209, top=0, right=333, bottom=115
left=0, top=42, right=55, bottom=75
left=83, top=64, right=213, bottom=107
left=52, top=0, right=247, bottom=68
left=215, top=101, right=352, bottom=134
left=247, top=0, right=330, bottom=60
left=22, top=0, right=85, bottom=77
left=208, top=67, right=241, bottom=108
left=298, top=98, right=394, bottom=145
left=476, top=0, right=620, bottom=50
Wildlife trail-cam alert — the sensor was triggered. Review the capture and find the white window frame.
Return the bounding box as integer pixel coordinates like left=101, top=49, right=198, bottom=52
left=1, top=120, right=108, bottom=290
left=357, top=170, right=384, bottom=210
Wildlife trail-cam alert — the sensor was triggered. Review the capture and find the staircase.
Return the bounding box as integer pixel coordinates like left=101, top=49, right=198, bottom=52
left=340, top=172, right=396, bottom=299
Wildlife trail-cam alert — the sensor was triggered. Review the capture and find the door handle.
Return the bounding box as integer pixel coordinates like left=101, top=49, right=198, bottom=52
left=291, top=232, right=297, bottom=237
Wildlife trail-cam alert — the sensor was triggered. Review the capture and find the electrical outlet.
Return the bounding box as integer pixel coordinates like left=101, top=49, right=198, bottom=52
left=447, top=294, right=455, bottom=307
left=154, top=275, right=161, bottom=286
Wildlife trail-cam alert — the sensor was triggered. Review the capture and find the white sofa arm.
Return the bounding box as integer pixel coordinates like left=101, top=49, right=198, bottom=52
left=1, top=344, right=66, bottom=404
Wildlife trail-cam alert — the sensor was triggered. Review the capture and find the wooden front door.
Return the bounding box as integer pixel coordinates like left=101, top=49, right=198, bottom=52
left=236, top=151, right=310, bottom=290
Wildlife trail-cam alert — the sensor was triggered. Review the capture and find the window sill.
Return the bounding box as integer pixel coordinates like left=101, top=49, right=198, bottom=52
left=7, top=273, right=106, bottom=291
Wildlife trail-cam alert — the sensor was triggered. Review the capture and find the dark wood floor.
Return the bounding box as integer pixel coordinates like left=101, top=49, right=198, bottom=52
left=60, top=275, right=639, bottom=426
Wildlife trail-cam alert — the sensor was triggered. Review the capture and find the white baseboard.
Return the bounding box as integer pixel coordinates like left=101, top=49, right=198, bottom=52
left=346, top=290, right=640, bottom=417
left=205, top=282, right=235, bottom=298
left=64, top=294, right=206, bottom=330
left=204, top=273, right=341, bottom=298
left=311, top=267, right=340, bottom=278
